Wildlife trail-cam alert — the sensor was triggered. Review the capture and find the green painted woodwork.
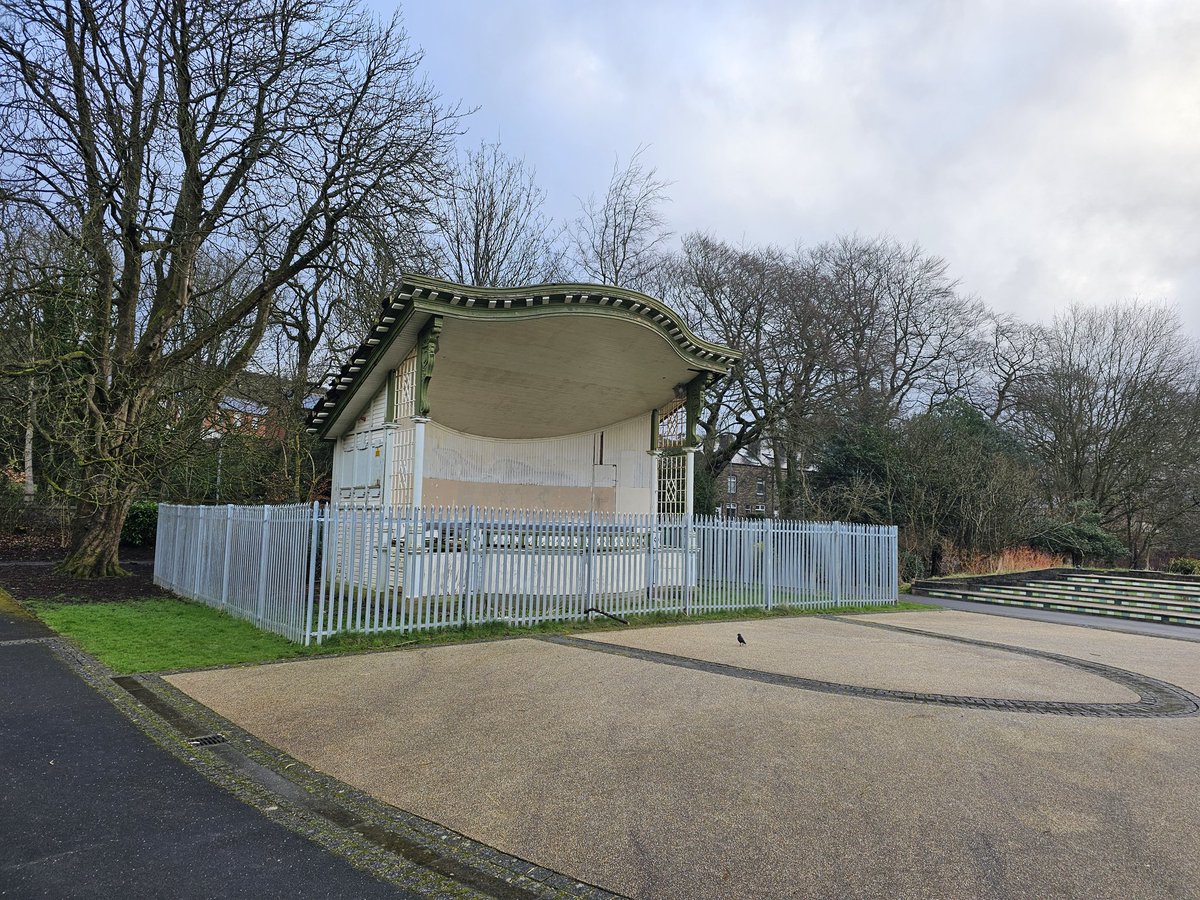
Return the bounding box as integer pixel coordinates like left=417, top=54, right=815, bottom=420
left=407, top=298, right=729, bottom=374
left=309, top=274, right=741, bottom=440
left=649, top=408, right=660, bottom=451
left=403, top=273, right=741, bottom=367
left=310, top=301, right=416, bottom=439
left=684, top=374, right=711, bottom=448
left=385, top=368, right=396, bottom=422
left=416, top=315, right=443, bottom=417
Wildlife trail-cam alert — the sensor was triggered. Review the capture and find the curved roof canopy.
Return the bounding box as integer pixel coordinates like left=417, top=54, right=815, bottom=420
left=309, top=274, right=741, bottom=440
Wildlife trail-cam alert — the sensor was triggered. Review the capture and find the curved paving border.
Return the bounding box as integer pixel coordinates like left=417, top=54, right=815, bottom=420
left=543, top=619, right=1200, bottom=718
left=41, top=637, right=614, bottom=900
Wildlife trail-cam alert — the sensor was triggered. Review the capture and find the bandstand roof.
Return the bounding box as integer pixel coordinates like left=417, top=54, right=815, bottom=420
left=309, top=275, right=741, bottom=441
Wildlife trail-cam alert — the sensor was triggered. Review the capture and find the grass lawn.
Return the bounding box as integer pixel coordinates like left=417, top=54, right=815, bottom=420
left=27, top=596, right=939, bottom=675
left=28, top=599, right=313, bottom=673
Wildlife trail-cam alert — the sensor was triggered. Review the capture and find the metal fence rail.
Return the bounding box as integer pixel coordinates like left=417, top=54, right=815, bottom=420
left=154, top=503, right=317, bottom=642
left=154, top=503, right=899, bottom=644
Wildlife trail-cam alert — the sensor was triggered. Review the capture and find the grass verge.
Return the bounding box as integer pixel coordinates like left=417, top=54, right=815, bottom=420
left=27, top=596, right=938, bottom=675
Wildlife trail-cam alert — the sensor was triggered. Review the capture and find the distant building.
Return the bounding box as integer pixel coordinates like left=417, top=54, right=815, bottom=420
left=204, top=372, right=321, bottom=441
left=719, top=442, right=783, bottom=519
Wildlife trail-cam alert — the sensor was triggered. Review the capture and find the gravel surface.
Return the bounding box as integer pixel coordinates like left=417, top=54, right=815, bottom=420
left=167, top=612, right=1200, bottom=900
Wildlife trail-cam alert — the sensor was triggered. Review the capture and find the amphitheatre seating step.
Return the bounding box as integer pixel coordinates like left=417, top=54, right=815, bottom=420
left=1014, top=581, right=1200, bottom=610
left=970, top=583, right=1200, bottom=615
left=1060, top=578, right=1200, bottom=600
left=1059, top=574, right=1200, bottom=599
left=919, top=585, right=1200, bottom=628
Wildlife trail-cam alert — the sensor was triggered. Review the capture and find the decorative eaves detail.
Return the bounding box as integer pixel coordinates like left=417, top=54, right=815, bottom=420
left=306, top=274, right=742, bottom=437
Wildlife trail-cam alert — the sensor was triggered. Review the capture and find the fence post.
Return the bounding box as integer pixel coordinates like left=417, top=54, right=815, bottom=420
left=171, top=504, right=184, bottom=592
left=302, top=501, right=321, bottom=645
left=465, top=505, right=478, bottom=625
left=833, top=522, right=844, bottom=606
left=645, top=514, right=656, bottom=606
left=316, top=503, right=337, bottom=645
left=153, top=503, right=165, bottom=586
left=192, top=505, right=206, bottom=601
left=256, top=506, right=271, bottom=626
left=891, top=526, right=899, bottom=601
left=220, top=504, right=233, bottom=609
left=763, top=517, right=774, bottom=610
left=585, top=509, right=596, bottom=619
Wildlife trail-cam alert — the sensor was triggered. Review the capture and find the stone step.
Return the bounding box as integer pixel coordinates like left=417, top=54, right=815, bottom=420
left=1059, top=574, right=1200, bottom=598
left=1014, top=581, right=1200, bottom=611
left=970, top=584, right=1200, bottom=616
left=920, top=587, right=1200, bottom=627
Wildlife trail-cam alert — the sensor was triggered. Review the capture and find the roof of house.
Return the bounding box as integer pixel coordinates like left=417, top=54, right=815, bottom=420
left=218, top=397, right=269, bottom=416
left=308, top=274, right=742, bottom=441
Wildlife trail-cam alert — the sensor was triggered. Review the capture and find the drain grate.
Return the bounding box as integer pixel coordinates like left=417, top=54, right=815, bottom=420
left=187, top=733, right=228, bottom=747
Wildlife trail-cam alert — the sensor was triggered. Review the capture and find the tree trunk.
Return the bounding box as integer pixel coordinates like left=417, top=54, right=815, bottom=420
left=58, top=493, right=135, bottom=578
left=23, top=411, right=35, bottom=504
left=929, top=542, right=944, bottom=578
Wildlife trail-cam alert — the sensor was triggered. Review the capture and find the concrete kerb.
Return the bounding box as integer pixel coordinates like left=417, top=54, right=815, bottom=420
left=39, top=635, right=618, bottom=900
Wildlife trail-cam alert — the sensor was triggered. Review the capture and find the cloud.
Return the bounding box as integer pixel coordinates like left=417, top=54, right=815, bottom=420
left=393, top=0, right=1200, bottom=334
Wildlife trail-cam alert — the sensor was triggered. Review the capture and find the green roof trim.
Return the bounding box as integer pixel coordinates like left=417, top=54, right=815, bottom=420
left=307, top=274, right=741, bottom=439
left=402, top=274, right=742, bottom=367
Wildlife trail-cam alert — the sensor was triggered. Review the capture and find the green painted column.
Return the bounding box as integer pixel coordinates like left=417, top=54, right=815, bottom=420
left=683, top=374, right=711, bottom=448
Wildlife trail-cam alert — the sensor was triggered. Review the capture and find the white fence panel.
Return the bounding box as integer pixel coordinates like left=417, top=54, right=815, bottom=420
left=154, top=502, right=899, bottom=644
left=153, top=502, right=316, bottom=642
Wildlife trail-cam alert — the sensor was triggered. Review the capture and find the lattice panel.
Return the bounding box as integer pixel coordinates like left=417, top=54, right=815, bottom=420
left=658, top=403, right=687, bottom=450
left=390, top=423, right=415, bottom=509
left=657, top=452, right=687, bottom=517
left=395, top=351, right=417, bottom=420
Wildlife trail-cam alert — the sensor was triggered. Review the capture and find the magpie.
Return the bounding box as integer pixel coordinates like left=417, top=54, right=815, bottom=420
left=737, top=633, right=746, bottom=645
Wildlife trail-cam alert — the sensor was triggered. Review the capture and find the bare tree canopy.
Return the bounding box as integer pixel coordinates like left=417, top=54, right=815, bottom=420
left=1, top=6, right=1195, bottom=578
left=0, top=0, right=460, bottom=575
left=658, top=235, right=830, bottom=480
left=570, top=146, right=671, bottom=289
left=1009, top=301, right=1200, bottom=565
left=430, top=140, right=564, bottom=287
left=811, top=235, right=987, bottom=423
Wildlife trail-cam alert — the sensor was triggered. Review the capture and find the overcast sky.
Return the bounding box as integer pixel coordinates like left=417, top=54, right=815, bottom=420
left=383, top=0, right=1200, bottom=335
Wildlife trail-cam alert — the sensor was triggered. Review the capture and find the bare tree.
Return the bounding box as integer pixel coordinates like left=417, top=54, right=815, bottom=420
left=658, top=234, right=834, bottom=513
left=0, top=211, right=89, bottom=509
left=431, top=141, right=564, bottom=286
left=968, top=313, right=1041, bottom=424
left=812, top=235, right=986, bottom=423
left=0, top=0, right=460, bottom=575
left=571, top=146, right=671, bottom=289
left=1011, top=301, right=1200, bottom=565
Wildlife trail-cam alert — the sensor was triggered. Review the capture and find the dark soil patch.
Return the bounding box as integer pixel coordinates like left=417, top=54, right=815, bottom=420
left=0, top=529, right=71, bottom=562
left=0, top=560, right=173, bottom=603
left=0, top=530, right=155, bottom=564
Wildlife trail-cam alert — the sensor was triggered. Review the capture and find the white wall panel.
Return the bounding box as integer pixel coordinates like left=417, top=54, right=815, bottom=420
left=422, top=414, right=652, bottom=513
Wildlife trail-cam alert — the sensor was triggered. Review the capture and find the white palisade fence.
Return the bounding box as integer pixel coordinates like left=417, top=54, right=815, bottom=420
left=155, top=503, right=319, bottom=642
left=155, top=503, right=899, bottom=644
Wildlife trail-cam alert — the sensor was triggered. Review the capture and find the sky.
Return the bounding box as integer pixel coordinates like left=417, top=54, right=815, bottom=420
left=381, top=0, right=1200, bottom=335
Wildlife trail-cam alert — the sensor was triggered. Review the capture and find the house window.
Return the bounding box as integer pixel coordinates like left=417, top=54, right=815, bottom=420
left=754, top=504, right=766, bottom=513
left=755, top=478, right=765, bottom=496
left=727, top=475, right=737, bottom=495
left=725, top=503, right=738, bottom=516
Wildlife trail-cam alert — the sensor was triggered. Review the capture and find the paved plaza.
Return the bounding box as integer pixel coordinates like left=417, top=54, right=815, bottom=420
left=168, top=610, right=1200, bottom=899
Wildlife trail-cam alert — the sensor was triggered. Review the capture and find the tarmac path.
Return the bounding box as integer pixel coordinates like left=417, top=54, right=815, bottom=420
left=0, top=608, right=408, bottom=899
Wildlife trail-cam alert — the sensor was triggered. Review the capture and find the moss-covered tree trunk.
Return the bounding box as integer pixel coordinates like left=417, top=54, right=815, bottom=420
left=60, top=493, right=136, bottom=578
